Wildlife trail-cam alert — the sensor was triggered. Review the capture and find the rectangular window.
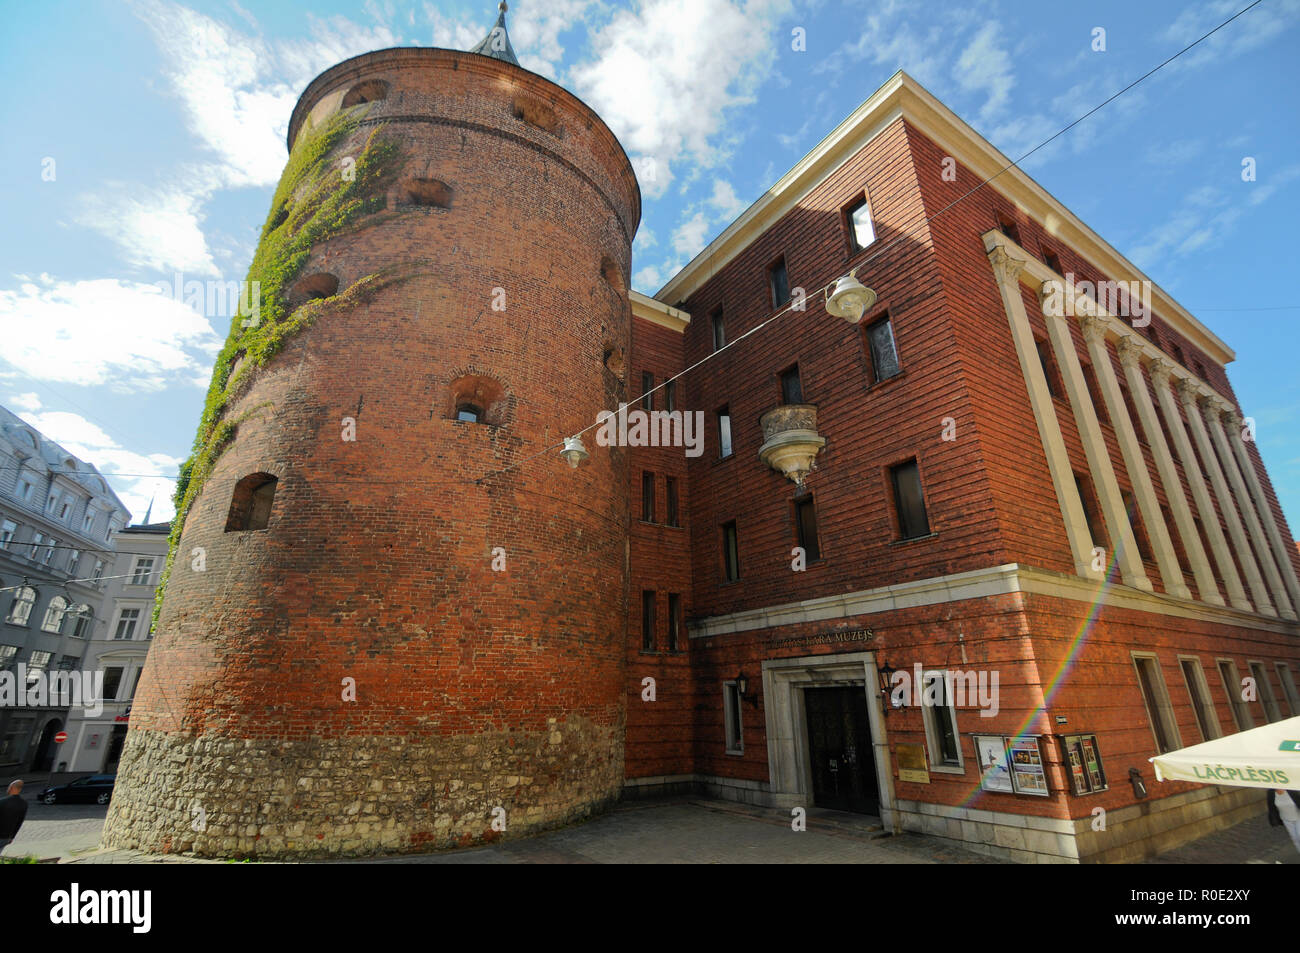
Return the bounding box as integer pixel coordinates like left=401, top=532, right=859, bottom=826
left=1042, top=248, right=1062, bottom=274
left=59, top=500, right=71, bottom=520
left=130, top=556, right=156, bottom=586
left=17, top=479, right=33, bottom=501
left=30, top=532, right=43, bottom=559
left=114, top=608, right=141, bottom=641
left=668, top=593, right=682, bottom=652
left=92, top=559, right=104, bottom=582
left=723, top=681, right=743, bottom=754
left=0, top=715, right=35, bottom=763
left=795, top=496, right=821, bottom=562
left=1249, top=661, right=1283, bottom=722
left=665, top=476, right=679, bottom=527
left=664, top=380, right=676, bottom=413
left=722, top=521, right=740, bottom=582
left=1081, top=361, right=1110, bottom=425
left=1179, top=657, right=1221, bottom=741
left=768, top=256, right=790, bottom=307
left=1218, top=659, right=1253, bottom=730
left=922, top=672, right=962, bottom=768
left=641, top=471, right=655, bottom=523
left=864, top=316, right=901, bottom=383
left=641, top=371, right=654, bottom=411
left=711, top=309, right=725, bottom=352
left=845, top=196, right=875, bottom=252
left=780, top=364, right=803, bottom=405
left=0, top=646, right=17, bottom=671
left=83, top=510, right=94, bottom=532
left=66, top=549, right=80, bottom=575
left=41, top=537, right=56, bottom=565
left=1133, top=654, right=1180, bottom=753
left=1276, top=663, right=1300, bottom=716
left=0, top=520, right=15, bottom=549
left=1075, top=472, right=1109, bottom=551
left=1036, top=336, right=1063, bottom=399
left=891, top=460, right=931, bottom=540
left=1121, top=491, right=1152, bottom=562
left=641, top=590, right=656, bottom=652
left=996, top=213, right=1021, bottom=245
left=102, top=666, right=124, bottom=700
left=26, top=651, right=52, bottom=686
left=717, top=406, right=733, bottom=459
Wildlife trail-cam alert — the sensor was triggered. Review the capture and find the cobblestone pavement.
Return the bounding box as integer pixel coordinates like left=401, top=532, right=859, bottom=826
left=23, top=796, right=1300, bottom=865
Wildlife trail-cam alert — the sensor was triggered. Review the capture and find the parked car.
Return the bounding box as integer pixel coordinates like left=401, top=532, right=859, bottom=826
left=38, top=774, right=115, bottom=805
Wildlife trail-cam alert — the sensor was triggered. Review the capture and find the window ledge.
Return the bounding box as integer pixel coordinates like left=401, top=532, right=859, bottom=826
left=892, top=532, right=938, bottom=546
left=724, top=748, right=744, bottom=757
left=928, top=763, right=966, bottom=775
left=865, top=369, right=907, bottom=394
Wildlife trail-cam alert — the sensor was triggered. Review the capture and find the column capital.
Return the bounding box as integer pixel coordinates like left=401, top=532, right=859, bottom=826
left=1198, top=392, right=1231, bottom=417
left=1079, top=314, right=1109, bottom=345
left=988, top=245, right=1026, bottom=286
left=1148, top=357, right=1175, bottom=387
left=1115, top=333, right=1145, bottom=368
left=1176, top=376, right=1203, bottom=405
left=1224, top=407, right=1244, bottom=430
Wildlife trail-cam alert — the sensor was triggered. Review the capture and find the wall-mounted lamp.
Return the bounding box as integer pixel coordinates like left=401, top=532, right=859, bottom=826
left=876, top=660, right=898, bottom=715
left=735, top=671, right=758, bottom=707
left=1128, top=767, right=1148, bottom=799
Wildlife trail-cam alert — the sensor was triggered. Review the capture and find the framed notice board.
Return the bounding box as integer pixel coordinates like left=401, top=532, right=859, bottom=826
left=972, top=734, right=1050, bottom=797
left=1059, top=732, right=1108, bottom=795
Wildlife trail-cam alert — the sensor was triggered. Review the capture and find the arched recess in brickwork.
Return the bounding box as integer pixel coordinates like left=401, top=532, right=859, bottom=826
left=290, top=272, right=339, bottom=309
left=342, top=79, right=389, bottom=107
left=511, top=95, right=561, bottom=136
left=400, top=178, right=452, bottom=209
left=225, top=473, right=278, bottom=532
left=445, top=372, right=509, bottom=427
left=600, top=256, right=624, bottom=294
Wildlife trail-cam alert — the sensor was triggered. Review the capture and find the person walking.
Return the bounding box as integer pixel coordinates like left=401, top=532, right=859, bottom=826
left=0, top=779, right=28, bottom=854
left=1267, top=788, right=1300, bottom=855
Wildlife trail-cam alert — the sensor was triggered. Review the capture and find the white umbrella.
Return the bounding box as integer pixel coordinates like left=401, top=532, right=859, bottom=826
left=1150, top=716, right=1300, bottom=789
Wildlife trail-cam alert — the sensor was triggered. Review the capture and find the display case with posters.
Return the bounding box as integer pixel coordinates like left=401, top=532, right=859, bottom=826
left=1059, top=733, right=1108, bottom=794
left=972, top=734, right=1049, bottom=796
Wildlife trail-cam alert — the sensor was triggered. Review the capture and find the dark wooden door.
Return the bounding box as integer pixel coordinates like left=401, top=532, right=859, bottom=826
left=805, top=686, right=879, bottom=815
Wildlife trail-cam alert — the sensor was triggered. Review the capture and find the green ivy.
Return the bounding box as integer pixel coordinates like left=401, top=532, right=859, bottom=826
left=151, top=108, right=405, bottom=628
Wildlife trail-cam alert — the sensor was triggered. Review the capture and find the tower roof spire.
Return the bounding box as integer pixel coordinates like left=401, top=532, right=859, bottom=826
left=469, top=1, right=519, bottom=66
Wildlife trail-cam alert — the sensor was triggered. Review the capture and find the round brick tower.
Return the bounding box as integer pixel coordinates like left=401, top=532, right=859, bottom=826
left=103, top=6, right=639, bottom=858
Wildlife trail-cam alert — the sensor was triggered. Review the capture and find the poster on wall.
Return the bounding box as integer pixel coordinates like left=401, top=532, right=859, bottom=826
left=1008, top=737, right=1049, bottom=796
left=1065, top=738, right=1088, bottom=795
left=973, top=734, right=1014, bottom=793
left=1058, top=733, right=1108, bottom=794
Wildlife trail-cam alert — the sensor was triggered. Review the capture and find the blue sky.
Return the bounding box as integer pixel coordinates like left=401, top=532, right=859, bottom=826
left=0, top=0, right=1297, bottom=529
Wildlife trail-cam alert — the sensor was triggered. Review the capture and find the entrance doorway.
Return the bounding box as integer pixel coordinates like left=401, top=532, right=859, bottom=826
left=30, top=719, right=62, bottom=772
left=804, top=686, right=879, bottom=815
left=104, top=726, right=128, bottom=772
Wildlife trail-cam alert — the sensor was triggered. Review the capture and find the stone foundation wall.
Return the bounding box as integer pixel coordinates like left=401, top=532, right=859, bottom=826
left=103, top=716, right=621, bottom=859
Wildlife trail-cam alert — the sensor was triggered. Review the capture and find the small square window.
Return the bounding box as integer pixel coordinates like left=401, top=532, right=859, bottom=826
left=845, top=196, right=875, bottom=252
left=864, top=316, right=901, bottom=383
left=780, top=364, right=803, bottom=405
left=722, top=520, right=740, bottom=582
left=891, top=460, right=930, bottom=540
left=768, top=256, right=790, bottom=308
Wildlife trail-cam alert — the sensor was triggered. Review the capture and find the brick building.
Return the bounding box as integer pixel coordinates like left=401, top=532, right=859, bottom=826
left=104, top=9, right=1299, bottom=862
left=626, top=72, right=1300, bottom=862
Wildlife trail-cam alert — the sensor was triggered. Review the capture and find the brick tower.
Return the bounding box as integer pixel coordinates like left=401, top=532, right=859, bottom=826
left=103, top=3, right=640, bottom=857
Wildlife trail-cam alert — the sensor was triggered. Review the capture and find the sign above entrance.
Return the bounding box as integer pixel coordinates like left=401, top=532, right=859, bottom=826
left=770, top=627, right=875, bottom=650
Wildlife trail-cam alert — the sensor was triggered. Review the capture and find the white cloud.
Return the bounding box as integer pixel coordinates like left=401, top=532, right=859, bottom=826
left=510, top=0, right=597, bottom=78
left=18, top=410, right=182, bottom=524
left=672, top=210, right=712, bottom=259
left=8, top=393, right=41, bottom=412
left=77, top=174, right=222, bottom=276
left=571, top=0, right=793, bottom=198
left=633, top=264, right=664, bottom=293
left=708, top=179, right=748, bottom=222
left=1161, top=0, right=1300, bottom=72
left=0, top=275, right=222, bottom=392
left=952, top=22, right=1013, bottom=121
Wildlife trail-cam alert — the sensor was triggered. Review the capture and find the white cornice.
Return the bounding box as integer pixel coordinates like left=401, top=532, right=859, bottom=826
left=630, top=289, right=690, bottom=333
left=654, top=70, right=1233, bottom=366
left=687, top=563, right=1298, bottom=639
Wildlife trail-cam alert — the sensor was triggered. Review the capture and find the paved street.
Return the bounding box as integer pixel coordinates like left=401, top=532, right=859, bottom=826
left=7, top=794, right=1297, bottom=864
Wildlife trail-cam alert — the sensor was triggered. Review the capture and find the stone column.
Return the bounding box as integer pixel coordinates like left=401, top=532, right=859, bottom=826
left=1080, top=317, right=1189, bottom=599
left=1148, top=357, right=1247, bottom=609
left=987, top=246, right=1097, bottom=578
left=1190, top=387, right=1279, bottom=616
left=1041, top=293, right=1150, bottom=590
left=1224, top=408, right=1300, bottom=613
